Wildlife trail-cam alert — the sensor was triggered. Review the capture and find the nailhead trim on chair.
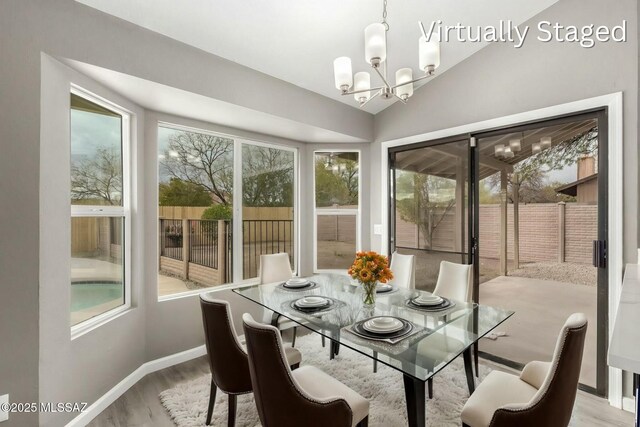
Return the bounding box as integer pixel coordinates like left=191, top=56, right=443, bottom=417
left=245, top=322, right=355, bottom=425
left=487, top=322, right=587, bottom=426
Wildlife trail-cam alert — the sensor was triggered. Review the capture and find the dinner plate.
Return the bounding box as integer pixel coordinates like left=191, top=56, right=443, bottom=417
left=362, top=317, right=405, bottom=334
left=294, top=296, right=329, bottom=308
left=376, top=284, right=393, bottom=293
left=412, top=295, right=443, bottom=306
left=284, top=278, right=310, bottom=288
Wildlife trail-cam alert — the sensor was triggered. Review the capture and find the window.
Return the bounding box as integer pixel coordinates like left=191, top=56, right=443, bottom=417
left=157, top=123, right=297, bottom=296
left=313, top=151, right=359, bottom=271
left=70, top=89, right=130, bottom=327
left=157, top=125, right=234, bottom=296
left=241, top=143, right=295, bottom=279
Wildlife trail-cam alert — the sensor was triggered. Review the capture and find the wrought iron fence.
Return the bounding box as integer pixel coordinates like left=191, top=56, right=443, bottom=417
left=242, top=220, right=294, bottom=279
left=188, top=219, right=219, bottom=269
left=160, top=219, right=183, bottom=261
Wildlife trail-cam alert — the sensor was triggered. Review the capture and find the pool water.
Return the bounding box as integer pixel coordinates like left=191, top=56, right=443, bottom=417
left=71, top=282, right=123, bottom=312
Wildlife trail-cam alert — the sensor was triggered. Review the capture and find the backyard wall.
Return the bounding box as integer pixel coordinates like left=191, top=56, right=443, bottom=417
left=395, top=203, right=597, bottom=265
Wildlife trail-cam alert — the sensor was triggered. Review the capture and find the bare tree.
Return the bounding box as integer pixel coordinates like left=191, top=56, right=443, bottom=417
left=161, top=132, right=234, bottom=205
left=242, top=146, right=294, bottom=207
left=71, top=147, right=122, bottom=205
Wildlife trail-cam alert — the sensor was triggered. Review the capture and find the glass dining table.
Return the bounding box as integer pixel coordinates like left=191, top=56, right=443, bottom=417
left=233, top=274, right=514, bottom=427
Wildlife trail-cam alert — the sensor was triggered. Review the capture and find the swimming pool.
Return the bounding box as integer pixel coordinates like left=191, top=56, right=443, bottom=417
left=71, top=282, right=123, bottom=312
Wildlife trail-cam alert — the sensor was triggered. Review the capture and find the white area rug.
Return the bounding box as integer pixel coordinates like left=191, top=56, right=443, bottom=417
left=160, top=334, right=490, bottom=426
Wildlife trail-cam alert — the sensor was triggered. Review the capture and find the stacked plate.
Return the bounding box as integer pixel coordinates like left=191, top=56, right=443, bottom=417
left=283, top=278, right=311, bottom=289
left=362, top=316, right=404, bottom=334
left=410, top=294, right=443, bottom=307
left=293, top=296, right=330, bottom=309
left=376, top=284, right=394, bottom=293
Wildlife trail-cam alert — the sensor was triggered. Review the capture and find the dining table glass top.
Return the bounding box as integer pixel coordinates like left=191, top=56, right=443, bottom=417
left=233, top=274, right=514, bottom=382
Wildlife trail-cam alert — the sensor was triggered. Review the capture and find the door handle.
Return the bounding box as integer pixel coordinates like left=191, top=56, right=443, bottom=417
left=592, top=240, right=607, bottom=268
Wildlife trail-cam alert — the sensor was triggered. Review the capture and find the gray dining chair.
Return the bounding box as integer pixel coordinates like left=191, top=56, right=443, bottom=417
left=242, top=313, right=370, bottom=427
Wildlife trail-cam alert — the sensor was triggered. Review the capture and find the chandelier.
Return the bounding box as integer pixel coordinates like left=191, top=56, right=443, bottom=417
left=332, top=0, right=441, bottom=107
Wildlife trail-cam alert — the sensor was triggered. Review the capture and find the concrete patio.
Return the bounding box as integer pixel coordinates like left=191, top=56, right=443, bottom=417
left=479, top=275, right=597, bottom=388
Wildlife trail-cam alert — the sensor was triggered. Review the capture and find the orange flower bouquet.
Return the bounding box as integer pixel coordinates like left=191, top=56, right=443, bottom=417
left=348, top=251, right=393, bottom=307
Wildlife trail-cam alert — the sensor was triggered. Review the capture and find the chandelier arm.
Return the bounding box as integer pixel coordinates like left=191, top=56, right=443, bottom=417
left=341, top=85, right=386, bottom=96
left=358, top=90, right=381, bottom=108
left=388, top=72, right=435, bottom=90
left=373, top=65, right=392, bottom=89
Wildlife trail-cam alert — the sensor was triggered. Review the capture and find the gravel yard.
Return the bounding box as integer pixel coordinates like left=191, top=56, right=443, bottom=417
left=508, top=261, right=597, bottom=286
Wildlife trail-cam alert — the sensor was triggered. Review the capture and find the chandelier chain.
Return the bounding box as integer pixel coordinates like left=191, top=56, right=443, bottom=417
left=382, top=0, right=389, bottom=31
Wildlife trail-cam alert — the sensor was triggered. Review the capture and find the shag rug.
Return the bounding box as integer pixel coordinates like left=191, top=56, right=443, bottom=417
left=160, top=334, right=490, bottom=426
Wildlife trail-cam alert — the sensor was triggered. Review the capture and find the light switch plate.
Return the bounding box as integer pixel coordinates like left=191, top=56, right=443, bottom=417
left=0, top=394, right=8, bottom=422
left=373, top=224, right=382, bottom=235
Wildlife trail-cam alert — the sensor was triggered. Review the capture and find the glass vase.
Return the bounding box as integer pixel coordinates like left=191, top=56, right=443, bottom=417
left=361, top=281, right=377, bottom=308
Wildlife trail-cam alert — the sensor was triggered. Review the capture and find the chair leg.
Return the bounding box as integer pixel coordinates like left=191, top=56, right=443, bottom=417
left=474, top=342, right=479, bottom=377
left=373, top=351, right=378, bottom=373
left=206, top=380, right=216, bottom=425
left=357, top=415, right=369, bottom=427
left=427, top=378, right=433, bottom=399
left=290, top=362, right=300, bottom=370
left=291, top=326, right=297, bottom=347
left=321, top=334, right=326, bottom=347
left=228, top=394, right=237, bottom=427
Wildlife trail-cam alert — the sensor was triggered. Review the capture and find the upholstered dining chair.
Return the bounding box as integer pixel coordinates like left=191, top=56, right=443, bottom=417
left=461, top=313, right=588, bottom=427
left=389, top=251, right=416, bottom=290
left=199, top=295, right=302, bottom=426
left=433, top=260, right=473, bottom=303
left=242, top=313, right=370, bottom=427
left=258, top=253, right=302, bottom=346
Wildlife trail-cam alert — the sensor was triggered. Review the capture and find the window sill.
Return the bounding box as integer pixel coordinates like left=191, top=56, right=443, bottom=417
left=157, top=279, right=260, bottom=302
left=71, top=304, right=132, bottom=340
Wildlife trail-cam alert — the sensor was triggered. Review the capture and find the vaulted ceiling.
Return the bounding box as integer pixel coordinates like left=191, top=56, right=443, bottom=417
left=76, top=0, right=559, bottom=114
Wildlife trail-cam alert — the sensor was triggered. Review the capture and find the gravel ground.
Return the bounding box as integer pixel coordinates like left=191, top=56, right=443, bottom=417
left=508, top=261, right=597, bottom=286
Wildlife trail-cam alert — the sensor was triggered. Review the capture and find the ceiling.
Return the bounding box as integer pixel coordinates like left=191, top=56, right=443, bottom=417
left=76, top=0, right=558, bottom=114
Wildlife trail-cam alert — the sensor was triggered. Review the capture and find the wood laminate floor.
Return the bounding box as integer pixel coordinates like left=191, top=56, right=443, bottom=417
left=89, top=355, right=634, bottom=427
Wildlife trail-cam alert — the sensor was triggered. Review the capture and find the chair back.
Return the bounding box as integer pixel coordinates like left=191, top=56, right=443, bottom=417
left=433, top=261, right=472, bottom=302
left=389, top=252, right=415, bottom=289
left=242, top=314, right=353, bottom=427
left=258, top=253, right=293, bottom=284
left=199, top=295, right=252, bottom=394
left=491, top=313, right=588, bottom=427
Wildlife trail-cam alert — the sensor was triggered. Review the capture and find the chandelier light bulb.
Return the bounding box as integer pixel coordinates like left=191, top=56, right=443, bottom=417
left=365, top=23, right=387, bottom=66
left=395, top=68, right=414, bottom=100
left=540, top=136, right=552, bottom=149
left=353, top=71, right=371, bottom=103
left=333, top=57, right=353, bottom=90
left=494, top=144, right=505, bottom=157
left=503, top=146, right=514, bottom=158
left=419, top=35, right=440, bottom=73
left=509, top=138, right=521, bottom=152
left=532, top=142, right=542, bottom=154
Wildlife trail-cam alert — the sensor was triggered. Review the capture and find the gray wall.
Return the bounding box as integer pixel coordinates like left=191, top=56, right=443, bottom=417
left=0, top=1, right=372, bottom=426
left=371, top=0, right=638, bottom=265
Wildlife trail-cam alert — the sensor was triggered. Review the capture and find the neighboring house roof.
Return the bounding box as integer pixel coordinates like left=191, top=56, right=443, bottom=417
left=555, top=173, right=598, bottom=197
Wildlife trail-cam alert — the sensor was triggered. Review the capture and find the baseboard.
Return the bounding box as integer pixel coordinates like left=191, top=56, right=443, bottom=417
left=66, top=345, right=206, bottom=427
left=622, top=396, right=636, bottom=413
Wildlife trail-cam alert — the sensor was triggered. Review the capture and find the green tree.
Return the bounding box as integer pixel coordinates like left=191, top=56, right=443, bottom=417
left=159, top=178, right=211, bottom=206
left=201, top=204, right=232, bottom=220
left=314, top=157, right=359, bottom=207
left=242, top=146, right=294, bottom=207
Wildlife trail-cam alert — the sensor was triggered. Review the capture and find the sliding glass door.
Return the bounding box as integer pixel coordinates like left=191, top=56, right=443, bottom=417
left=389, top=137, right=473, bottom=291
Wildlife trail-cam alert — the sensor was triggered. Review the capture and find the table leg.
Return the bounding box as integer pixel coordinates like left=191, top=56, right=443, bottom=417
left=463, top=348, right=475, bottom=395
left=403, top=375, right=426, bottom=427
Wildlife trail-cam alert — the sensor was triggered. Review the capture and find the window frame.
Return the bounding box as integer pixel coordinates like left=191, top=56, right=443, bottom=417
left=312, top=149, right=361, bottom=273
left=156, top=121, right=300, bottom=300
left=70, top=85, right=132, bottom=337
